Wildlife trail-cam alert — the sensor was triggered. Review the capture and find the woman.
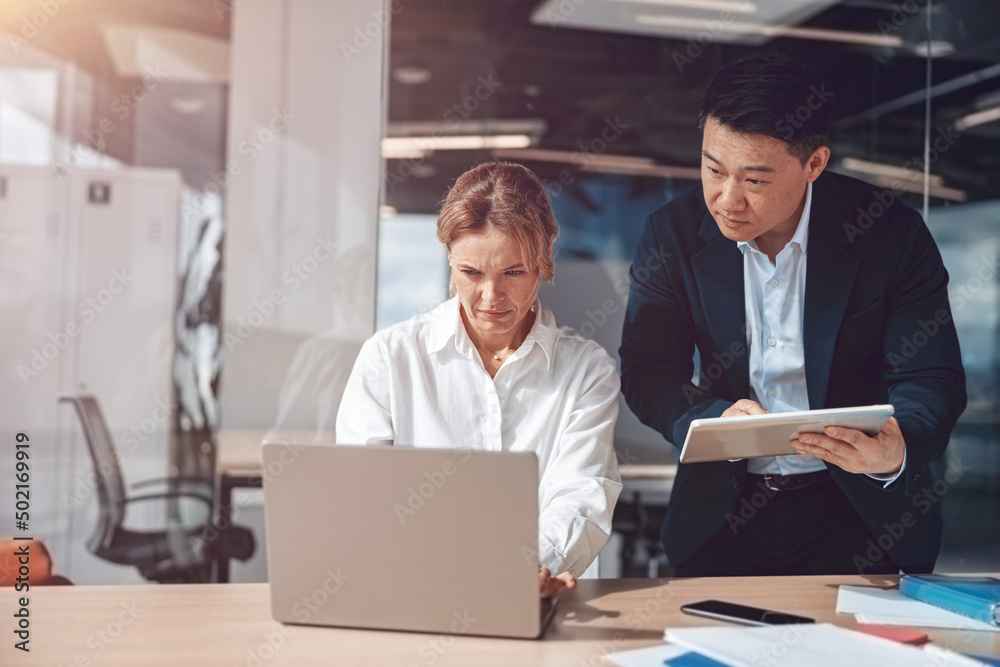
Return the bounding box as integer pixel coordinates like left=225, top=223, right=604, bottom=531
left=336, top=162, right=621, bottom=597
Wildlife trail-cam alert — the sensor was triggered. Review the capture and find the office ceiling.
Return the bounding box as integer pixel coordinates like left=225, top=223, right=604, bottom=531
left=1, top=0, right=997, bottom=208
left=385, top=0, right=1000, bottom=211
left=0, top=0, right=230, bottom=186
left=0, top=0, right=229, bottom=73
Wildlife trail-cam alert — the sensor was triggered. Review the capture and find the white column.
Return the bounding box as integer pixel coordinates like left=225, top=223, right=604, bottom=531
left=221, top=0, right=384, bottom=429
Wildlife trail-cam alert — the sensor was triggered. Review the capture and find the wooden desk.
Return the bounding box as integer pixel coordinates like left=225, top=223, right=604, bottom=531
left=5, top=576, right=998, bottom=666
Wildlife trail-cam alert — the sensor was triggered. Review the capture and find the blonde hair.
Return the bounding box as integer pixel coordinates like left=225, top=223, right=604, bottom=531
left=437, top=162, right=558, bottom=295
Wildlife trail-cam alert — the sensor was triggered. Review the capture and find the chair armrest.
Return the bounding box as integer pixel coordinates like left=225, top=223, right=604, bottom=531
left=131, top=477, right=212, bottom=491
left=126, top=492, right=214, bottom=511
left=124, top=492, right=215, bottom=532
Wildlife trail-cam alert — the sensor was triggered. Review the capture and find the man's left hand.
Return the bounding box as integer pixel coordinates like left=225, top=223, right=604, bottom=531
left=791, top=416, right=905, bottom=475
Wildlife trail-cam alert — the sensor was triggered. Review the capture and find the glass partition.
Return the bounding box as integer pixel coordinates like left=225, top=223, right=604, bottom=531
left=381, top=0, right=1000, bottom=575
left=0, top=0, right=995, bottom=585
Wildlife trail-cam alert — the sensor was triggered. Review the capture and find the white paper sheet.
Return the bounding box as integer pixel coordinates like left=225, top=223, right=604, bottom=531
left=837, top=585, right=1000, bottom=633
left=663, top=623, right=987, bottom=667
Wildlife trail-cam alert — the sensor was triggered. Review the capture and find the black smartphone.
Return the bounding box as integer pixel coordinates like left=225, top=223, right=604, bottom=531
left=679, top=600, right=815, bottom=626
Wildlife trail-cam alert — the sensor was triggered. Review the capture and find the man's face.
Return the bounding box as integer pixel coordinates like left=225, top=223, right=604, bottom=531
left=701, top=116, right=828, bottom=252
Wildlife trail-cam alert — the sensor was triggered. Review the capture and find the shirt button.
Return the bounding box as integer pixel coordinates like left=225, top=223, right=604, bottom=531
left=767, top=337, right=776, bottom=347
left=769, top=279, right=778, bottom=287
left=768, top=388, right=776, bottom=397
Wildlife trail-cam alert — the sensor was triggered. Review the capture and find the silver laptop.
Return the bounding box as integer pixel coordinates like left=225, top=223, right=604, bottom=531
left=262, top=443, right=559, bottom=639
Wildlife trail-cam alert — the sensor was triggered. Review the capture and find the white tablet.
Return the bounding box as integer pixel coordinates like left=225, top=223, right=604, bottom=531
left=678, top=404, right=894, bottom=464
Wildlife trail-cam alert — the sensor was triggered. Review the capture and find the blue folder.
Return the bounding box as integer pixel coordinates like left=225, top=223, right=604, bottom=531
left=899, top=574, right=1000, bottom=627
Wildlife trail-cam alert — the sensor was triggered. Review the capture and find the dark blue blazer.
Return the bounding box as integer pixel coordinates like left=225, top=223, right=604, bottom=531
left=620, top=171, right=967, bottom=572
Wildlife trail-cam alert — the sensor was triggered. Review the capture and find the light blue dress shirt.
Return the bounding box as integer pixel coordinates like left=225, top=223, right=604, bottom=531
left=737, top=183, right=903, bottom=485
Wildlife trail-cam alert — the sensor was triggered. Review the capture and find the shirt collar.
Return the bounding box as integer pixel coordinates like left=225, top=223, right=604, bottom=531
left=737, top=181, right=812, bottom=256
left=520, top=301, right=557, bottom=370
left=425, top=295, right=557, bottom=370
left=426, top=296, right=462, bottom=355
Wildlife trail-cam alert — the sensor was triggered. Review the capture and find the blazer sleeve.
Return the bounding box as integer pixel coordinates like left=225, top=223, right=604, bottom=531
left=880, top=212, right=967, bottom=494
left=619, top=214, right=732, bottom=448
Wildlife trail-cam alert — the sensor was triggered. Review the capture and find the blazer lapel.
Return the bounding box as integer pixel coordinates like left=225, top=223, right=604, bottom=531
left=804, top=176, right=861, bottom=409
left=691, top=212, right=749, bottom=398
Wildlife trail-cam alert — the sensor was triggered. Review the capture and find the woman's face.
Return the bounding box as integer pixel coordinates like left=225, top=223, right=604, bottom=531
left=448, top=227, right=541, bottom=344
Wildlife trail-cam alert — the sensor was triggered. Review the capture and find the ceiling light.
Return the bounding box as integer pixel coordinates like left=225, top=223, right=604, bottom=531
left=393, top=66, right=432, bottom=86
left=170, top=96, right=206, bottom=114
left=607, top=0, right=756, bottom=12
left=492, top=148, right=652, bottom=167
left=492, top=148, right=701, bottom=180
left=412, top=164, right=436, bottom=178
left=955, top=105, right=1000, bottom=132
left=910, top=40, right=955, bottom=58
left=381, top=134, right=533, bottom=155
left=840, top=158, right=965, bottom=201
left=841, top=157, right=943, bottom=188
left=388, top=119, right=546, bottom=137
left=898, top=4, right=964, bottom=60
left=381, top=147, right=428, bottom=160
left=869, top=175, right=965, bottom=202
left=635, top=14, right=902, bottom=47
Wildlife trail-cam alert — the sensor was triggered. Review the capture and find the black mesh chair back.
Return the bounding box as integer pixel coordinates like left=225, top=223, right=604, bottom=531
left=58, top=394, right=127, bottom=554
left=57, top=392, right=255, bottom=582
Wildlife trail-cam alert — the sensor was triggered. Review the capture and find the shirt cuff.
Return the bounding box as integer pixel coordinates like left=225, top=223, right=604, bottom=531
left=537, top=535, right=566, bottom=576
left=866, top=448, right=907, bottom=488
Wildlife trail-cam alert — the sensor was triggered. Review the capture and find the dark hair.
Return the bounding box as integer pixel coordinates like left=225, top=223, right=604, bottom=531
left=438, top=162, right=558, bottom=296
left=698, top=52, right=832, bottom=164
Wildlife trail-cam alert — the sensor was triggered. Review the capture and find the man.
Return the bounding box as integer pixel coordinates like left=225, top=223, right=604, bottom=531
left=620, top=52, right=966, bottom=576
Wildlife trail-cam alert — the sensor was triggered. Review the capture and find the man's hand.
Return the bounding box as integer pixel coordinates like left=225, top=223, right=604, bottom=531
left=539, top=567, right=576, bottom=597
left=719, top=400, right=769, bottom=462
left=721, top=399, right=769, bottom=418
left=791, top=416, right=905, bottom=475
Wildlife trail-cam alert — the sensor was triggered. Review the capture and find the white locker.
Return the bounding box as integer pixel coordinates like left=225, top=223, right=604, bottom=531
left=0, top=165, right=180, bottom=437
left=70, top=169, right=180, bottom=434
left=0, top=166, right=75, bottom=435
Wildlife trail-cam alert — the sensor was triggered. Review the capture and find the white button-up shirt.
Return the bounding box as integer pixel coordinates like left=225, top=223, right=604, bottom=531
left=740, top=184, right=818, bottom=476
left=739, top=183, right=903, bottom=485
left=336, top=296, right=622, bottom=577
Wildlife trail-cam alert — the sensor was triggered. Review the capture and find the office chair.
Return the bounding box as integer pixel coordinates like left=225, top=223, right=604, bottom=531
left=612, top=494, right=672, bottom=578
left=58, top=394, right=254, bottom=583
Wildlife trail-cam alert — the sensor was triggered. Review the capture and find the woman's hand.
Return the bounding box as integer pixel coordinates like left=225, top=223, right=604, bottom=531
left=538, top=567, right=576, bottom=597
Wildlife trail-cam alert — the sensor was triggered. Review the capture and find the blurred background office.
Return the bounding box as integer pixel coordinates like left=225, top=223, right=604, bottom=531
left=0, top=0, right=997, bottom=585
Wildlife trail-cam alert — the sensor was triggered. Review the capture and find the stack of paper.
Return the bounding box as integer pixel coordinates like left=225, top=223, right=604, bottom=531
left=663, top=623, right=987, bottom=666
left=606, top=623, right=989, bottom=667
left=837, top=585, right=1000, bottom=632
